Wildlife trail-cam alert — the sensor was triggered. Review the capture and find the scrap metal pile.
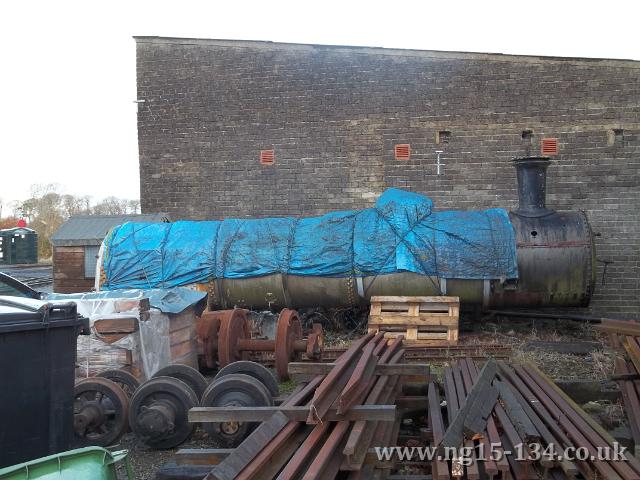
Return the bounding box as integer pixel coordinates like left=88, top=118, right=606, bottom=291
left=168, top=354, right=640, bottom=480
left=74, top=324, right=640, bottom=480
left=193, top=331, right=419, bottom=479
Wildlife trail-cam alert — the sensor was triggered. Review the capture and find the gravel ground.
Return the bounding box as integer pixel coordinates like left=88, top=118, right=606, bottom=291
left=113, top=430, right=212, bottom=480
left=113, top=433, right=174, bottom=479
left=471, top=315, right=614, bottom=380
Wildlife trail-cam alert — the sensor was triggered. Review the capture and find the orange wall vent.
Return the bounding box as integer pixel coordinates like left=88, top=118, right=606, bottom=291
left=541, top=138, right=559, bottom=156
left=260, top=149, right=275, bottom=165
left=395, top=144, right=411, bottom=160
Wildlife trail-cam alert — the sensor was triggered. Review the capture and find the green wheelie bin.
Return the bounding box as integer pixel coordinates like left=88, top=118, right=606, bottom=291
left=0, top=446, right=133, bottom=480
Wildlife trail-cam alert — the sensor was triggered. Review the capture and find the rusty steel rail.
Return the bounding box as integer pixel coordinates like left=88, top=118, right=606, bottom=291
left=342, top=336, right=405, bottom=470
left=203, top=332, right=420, bottom=479
left=250, top=343, right=511, bottom=366
left=522, top=363, right=640, bottom=480
left=434, top=358, right=640, bottom=480
left=306, top=332, right=379, bottom=424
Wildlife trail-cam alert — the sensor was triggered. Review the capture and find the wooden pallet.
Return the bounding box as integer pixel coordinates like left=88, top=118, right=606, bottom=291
left=367, top=296, right=459, bottom=344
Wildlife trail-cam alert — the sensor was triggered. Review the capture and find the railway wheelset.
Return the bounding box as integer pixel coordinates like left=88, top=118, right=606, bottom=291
left=196, top=307, right=324, bottom=380
left=73, top=362, right=280, bottom=449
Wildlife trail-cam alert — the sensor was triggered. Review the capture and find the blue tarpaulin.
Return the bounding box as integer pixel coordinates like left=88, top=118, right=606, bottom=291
left=100, top=189, right=518, bottom=290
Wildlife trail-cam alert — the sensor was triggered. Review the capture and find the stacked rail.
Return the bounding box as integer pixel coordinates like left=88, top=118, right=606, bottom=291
left=434, top=358, right=640, bottom=480
left=161, top=338, right=635, bottom=479
left=190, top=332, right=427, bottom=479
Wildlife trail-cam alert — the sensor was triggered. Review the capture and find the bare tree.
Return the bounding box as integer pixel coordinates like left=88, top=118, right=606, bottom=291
left=127, top=199, right=141, bottom=214
left=19, top=186, right=65, bottom=259
left=92, top=196, right=130, bottom=215
left=12, top=184, right=141, bottom=261
left=61, top=194, right=91, bottom=217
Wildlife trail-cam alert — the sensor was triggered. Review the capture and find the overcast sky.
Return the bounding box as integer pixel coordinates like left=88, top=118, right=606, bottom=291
left=1, top=0, right=638, bottom=212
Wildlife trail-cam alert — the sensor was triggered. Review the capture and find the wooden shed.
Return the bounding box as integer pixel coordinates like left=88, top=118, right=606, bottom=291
left=50, top=214, right=168, bottom=293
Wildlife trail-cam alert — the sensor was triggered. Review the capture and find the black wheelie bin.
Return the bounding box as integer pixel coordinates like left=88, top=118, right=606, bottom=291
left=0, top=297, right=89, bottom=467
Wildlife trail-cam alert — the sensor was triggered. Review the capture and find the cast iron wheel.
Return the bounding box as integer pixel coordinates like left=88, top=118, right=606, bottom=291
left=200, top=373, right=273, bottom=448
left=214, top=360, right=279, bottom=398
left=196, top=312, right=221, bottom=370
left=97, top=369, right=140, bottom=398
left=217, top=309, right=250, bottom=367
left=275, top=309, right=303, bottom=380
left=129, top=376, right=199, bottom=449
left=73, top=377, right=130, bottom=447
left=153, top=364, right=209, bottom=400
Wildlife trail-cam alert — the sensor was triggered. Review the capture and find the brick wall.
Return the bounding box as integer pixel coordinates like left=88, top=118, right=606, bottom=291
left=53, top=246, right=95, bottom=293
left=135, top=38, right=640, bottom=316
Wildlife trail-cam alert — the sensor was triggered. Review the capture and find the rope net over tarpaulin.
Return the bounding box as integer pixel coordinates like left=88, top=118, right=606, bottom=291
left=99, top=188, right=518, bottom=290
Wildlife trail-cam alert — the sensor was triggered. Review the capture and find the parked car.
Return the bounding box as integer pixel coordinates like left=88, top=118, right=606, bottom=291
left=0, top=272, right=43, bottom=299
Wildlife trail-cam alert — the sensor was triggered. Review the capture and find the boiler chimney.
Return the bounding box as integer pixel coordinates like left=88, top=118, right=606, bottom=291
left=512, top=156, right=554, bottom=217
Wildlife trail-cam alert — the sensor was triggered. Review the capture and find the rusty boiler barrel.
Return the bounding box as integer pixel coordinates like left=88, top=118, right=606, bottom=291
left=488, top=157, right=596, bottom=308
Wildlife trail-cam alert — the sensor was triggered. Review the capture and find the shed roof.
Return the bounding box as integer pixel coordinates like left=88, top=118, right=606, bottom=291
left=50, top=214, right=169, bottom=247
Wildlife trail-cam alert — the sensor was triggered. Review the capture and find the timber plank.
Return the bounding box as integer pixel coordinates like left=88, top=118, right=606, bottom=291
left=368, top=315, right=458, bottom=325
left=94, top=317, right=138, bottom=334
left=170, top=326, right=195, bottom=345
left=171, top=339, right=196, bottom=360
left=169, top=310, right=197, bottom=331
left=370, top=295, right=460, bottom=304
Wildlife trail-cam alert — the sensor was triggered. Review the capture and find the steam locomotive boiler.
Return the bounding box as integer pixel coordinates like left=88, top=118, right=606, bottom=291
left=98, top=156, right=596, bottom=310
left=200, top=157, right=595, bottom=310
